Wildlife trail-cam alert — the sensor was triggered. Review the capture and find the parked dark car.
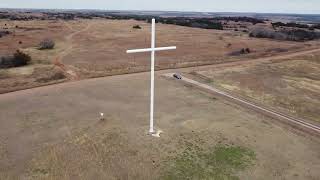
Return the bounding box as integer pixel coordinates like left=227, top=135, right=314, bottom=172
left=173, top=73, right=182, bottom=79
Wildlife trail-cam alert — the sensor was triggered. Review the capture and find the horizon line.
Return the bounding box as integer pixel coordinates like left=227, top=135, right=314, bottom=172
left=0, top=7, right=320, bottom=16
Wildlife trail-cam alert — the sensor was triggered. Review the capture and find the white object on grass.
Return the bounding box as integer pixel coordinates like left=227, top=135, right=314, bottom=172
left=126, top=18, right=176, bottom=134
left=100, top=112, right=104, bottom=120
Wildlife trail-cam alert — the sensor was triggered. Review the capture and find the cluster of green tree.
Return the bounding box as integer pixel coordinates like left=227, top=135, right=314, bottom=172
left=0, top=13, right=10, bottom=19
left=9, top=16, right=36, bottom=21
left=39, top=12, right=225, bottom=30
left=42, top=12, right=75, bottom=20
left=0, top=12, right=40, bottom=21
left=0, top=30, right=10, bottom=38
left=310, top=24, right=320, bottom=30
left=249, top=27, right=320, bottom=41
left=272, top=22, right=309, bottom=29
left=153, top=17, right=224, bottom=30
left=0, top=12, right=75, bottom=21
left=54, top=14, right=75, bottom=20
left=0, top=50, right=31, bottom=69
left=272, top=21, right=320, bottom=31
left=102, top=15, right=225, bottom=30
left=103, top=14, right=267, bottom=29
left=212, top=16, right=265, bottom=24
left=0, top=11, right=263, bottom=31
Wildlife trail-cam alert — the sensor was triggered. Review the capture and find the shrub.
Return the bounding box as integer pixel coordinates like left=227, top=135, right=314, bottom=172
left=132, top=25, right=142, bottom=29
left=229, top=48, right=251, bottom=56
left=0, top=55, right=13, bottom=68
left=0, top=30, right=10, bottom=38
left=34, top=68, right=66, bottom=83
left=39, top=39, right=55, bottom=50
left=0, top=50, right=31, bottom=68
left=12, top=50, right=31, bottom=66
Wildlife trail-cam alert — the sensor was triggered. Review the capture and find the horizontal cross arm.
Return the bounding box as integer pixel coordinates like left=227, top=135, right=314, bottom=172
left=126, top=46, right=176, bottom=54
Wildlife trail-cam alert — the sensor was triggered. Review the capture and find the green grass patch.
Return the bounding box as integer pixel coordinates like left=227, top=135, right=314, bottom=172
left=162, top=145, right=255, bottom=180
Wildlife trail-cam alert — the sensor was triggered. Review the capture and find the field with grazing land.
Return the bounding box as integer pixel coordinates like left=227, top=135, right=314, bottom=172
left=0, top=72, right=319, bottom=180
left=190, top=52, right=320, bottom=123
left=1, top=17, right=320, bottom=93
left=0, top=10, right=320, bottom=180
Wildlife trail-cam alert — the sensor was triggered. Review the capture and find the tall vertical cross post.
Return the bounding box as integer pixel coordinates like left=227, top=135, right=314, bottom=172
left=126, top=18, right=176, bottom=134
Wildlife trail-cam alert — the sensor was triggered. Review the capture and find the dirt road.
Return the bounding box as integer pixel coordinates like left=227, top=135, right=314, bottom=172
left=53, top=21, right=92, bottom=79
left=164, top=73, right=320, bottom=135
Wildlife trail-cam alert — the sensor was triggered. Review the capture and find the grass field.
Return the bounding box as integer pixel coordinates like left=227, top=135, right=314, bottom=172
left=1, top=19, right=319, bottom=93
left=0, top=72, right=319, bottom=179
left=1, top=17, right=320, bottom=180
left=162, top=145, right=255, bottom=180
left=191, top=53, right=320, bottom=123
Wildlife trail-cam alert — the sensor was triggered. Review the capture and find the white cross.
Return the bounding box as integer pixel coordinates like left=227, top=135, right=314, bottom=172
left=126, top=18, right=176, bottom=134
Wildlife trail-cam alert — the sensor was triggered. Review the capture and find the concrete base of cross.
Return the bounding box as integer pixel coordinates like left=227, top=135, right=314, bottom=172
left=148, top=129, right=163, bottom=138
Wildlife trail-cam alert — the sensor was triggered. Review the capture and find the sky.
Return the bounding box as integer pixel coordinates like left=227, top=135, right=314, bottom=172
left=0, top=0, right=319, bottom=14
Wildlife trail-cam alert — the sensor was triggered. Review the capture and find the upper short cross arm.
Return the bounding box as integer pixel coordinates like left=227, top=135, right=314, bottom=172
left=126, top=46, right=176, bottom=54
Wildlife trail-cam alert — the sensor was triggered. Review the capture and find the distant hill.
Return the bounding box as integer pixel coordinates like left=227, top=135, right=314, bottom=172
left=1, top=8, right=320, bottom=23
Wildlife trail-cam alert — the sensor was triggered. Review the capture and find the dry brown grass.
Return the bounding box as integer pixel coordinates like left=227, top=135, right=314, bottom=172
left=27, top=128, right=155, bottom=180
left=0, top=73, right=318, bottom=179
left=194, top=53, right=320, bottom=122
left=1, top=18, right=319, bottom=93
left=0, top=65, right=67, bottom=94
left=0, top=18, right=320, bottom=180
left=59, top=19, right=313, bottom=77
